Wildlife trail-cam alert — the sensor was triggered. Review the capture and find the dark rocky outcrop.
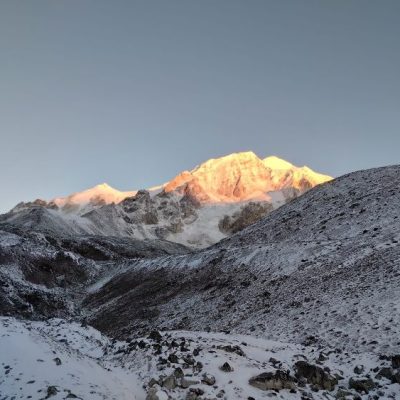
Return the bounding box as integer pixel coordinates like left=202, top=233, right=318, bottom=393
left=219, top=202, right=272, bottom=234
left=249, top=370, right=296, bottom=391
left=348, top=377, right=375, bottom=393
left=294, top=361, right=338, bottom=391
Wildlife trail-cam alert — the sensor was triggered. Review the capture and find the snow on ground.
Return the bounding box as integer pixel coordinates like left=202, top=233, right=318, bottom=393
left=0, top=317, right=145, bottom=400
left=120, top=330, right=400, bottom=400
left=1, top=317, right=400, bottom=400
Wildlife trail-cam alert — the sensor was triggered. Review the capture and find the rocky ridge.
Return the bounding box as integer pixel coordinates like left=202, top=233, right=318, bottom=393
left=2, top=152, right=331, bottom=248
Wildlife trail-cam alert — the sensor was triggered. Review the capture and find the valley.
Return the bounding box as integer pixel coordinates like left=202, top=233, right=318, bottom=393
left=0, top=155, right=399, bottom=399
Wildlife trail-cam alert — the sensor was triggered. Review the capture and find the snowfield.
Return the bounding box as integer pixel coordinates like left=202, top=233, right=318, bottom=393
left=1, top=317, right=400, bottom=400
left=0, top=317, right=144, bottom=399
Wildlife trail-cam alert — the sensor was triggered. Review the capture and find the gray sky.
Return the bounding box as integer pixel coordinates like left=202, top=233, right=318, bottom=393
left=0, top=1, right=399, bottom=212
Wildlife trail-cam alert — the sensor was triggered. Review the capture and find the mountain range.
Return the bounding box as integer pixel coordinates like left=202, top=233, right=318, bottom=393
left=1, top=154, right=399, bottom=400
left=2, top=151, right=331, bottom=247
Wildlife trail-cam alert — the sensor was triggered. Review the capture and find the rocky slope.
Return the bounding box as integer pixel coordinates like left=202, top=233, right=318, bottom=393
left=0, top=224, right=188, bottom=321
left=84, top=165, right=400, bottom=357
left=1, top=163, right=400, bottom=400
left=1, top=152, right=331, bottom=248
left=2, top=317, right=400, bottom=400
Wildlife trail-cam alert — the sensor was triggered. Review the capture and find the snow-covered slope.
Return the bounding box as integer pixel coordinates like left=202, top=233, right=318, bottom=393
left=85, top=165, right=400, bottom=356
left=2, top=152, right=331, bottom=248
left=0, top=317, right=145, bottom=399
left=2, top=317, right=399, bottom=400
left=0, top=224, right=188, bottom=320
left=1, top=164, right=400, bottom=400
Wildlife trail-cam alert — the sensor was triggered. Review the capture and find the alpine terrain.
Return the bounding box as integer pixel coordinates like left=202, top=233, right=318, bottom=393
left=1, top=155, right=399, bottom=400
left=1, top=152, right=331, bottom=248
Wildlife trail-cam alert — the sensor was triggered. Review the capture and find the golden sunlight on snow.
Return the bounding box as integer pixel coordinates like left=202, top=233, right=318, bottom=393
left=164, top=152, right=332, bottom=203
left=51, top=152, right=332, bottom=209
left=52, top=183, right=137, bottom=209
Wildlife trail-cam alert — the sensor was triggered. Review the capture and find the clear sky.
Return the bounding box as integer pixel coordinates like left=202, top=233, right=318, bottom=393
left=0, top=1, right=399, bottom=212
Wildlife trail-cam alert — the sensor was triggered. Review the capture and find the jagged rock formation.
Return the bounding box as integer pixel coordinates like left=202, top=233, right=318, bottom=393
left=1, top=152, right=331, bottom=248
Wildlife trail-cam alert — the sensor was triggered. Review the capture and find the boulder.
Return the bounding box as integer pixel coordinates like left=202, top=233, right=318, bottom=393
left=180, top=378, right=199, bottom=388
left=294, top=361, right=338, bottom=391
left=349, top=377, right=375, bottom=394
left=162, top=374, right=177, bottom=390
left=146, top=387, right=169, bottom=400
left=376, top=367, right=400, bottom=384
left=201, top=372, right=216, bottom=385
left=249, top=370, right=296, bottom=391
left=392, top=355, right=400, bottom=369
left=219, top=362, right=233, bottom=372
left=148, top=331, right=163, bottom=342
left=167, top=354, right=179, bottom=364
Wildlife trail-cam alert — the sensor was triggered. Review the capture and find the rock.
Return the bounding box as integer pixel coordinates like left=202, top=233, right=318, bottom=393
left=185, top=388, right=205, bottom=400
left=180, top=377, right=199, bottom=388
left=173, top=367, right=184, bottom=379
left=348, top=377, right=375, bottom=393
left=148, top=331, right=163, bottom=342
left=335, top=389, right=354, bottom=399
left=220, top=361, right=233, bottom=372
left=193, top=361, right=203, bottom=372
left=218, top=344, right=246, bottom=357
left=182, top=355, right=195, bottom=365
left=217, top=390, right=225, bottom=398
left=269, top=357, right=281, bottom=368
left=168, top=354, right=179, bottom=364
left=218, top=202, right=272, bottom=234
left=201, top=372, right=216, bottom=385
left=45, top=386, right=58, bottom=398
left=353, top=365, right=364, bottom=375
left=392, top=354, right=400, bottom=369
left=162, top=374, right=177, bottom=390
left=146, top=387, right=169, bottom=400
left=294, top=361, right=338, bottom=391
left=249, top=370, right=296, bottom=391
left=189, top=388, right=204, bottom=395
left=376, top=367, right=400, bottom=384
left=148, top=378, right=159, bottom=387
left=53, top=357, right=62, bottom=366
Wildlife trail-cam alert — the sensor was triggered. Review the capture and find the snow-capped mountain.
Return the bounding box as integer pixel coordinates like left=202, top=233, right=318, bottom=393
left=84, top=164, right=400, bottom=356
left=2, top=152, right=331, bottom=248
left=1, top=163, right=400, bottom=400
left=164, top=153, right=330, bottom=203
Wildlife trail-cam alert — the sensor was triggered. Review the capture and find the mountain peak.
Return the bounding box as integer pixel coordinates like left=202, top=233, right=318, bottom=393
left=165, top=152, right=331, bottom=203
left=16, top=151, right=331, bottom=212
left=263, top=156, right=294, bottom=170
left=194, top=151, right=260, bottom=169
left=94, top=182, right=113, bottom=190
left=52, top=183, right=137, bottom=210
